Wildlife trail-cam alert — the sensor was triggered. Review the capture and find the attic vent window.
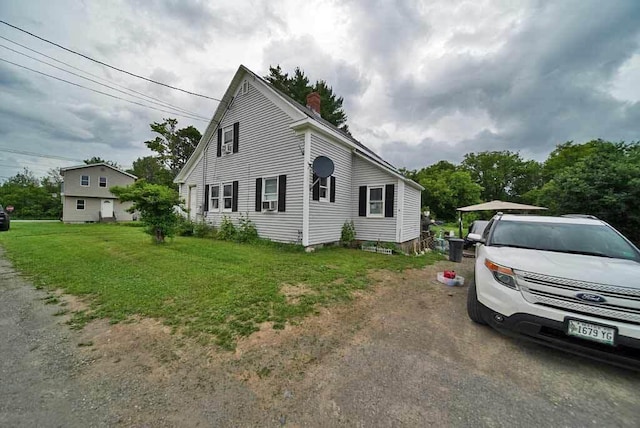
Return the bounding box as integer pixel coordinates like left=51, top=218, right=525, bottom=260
left=241, top=80, right=249, bottom=95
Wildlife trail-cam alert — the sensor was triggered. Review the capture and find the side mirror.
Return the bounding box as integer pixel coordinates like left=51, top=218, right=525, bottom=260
left=467, top=233, right=485, bottom=244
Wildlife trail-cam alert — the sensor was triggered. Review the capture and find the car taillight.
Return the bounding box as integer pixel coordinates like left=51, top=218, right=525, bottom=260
left=484, top=259, right=518, bottom=289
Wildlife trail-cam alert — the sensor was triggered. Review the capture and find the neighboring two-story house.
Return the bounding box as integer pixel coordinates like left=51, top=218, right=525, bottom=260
left=60, top=163, right=137, bottom=223
left=174, top=65, right=423, bottom=249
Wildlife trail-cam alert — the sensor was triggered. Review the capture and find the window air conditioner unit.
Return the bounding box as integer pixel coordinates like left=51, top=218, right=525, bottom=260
left=262, top=200, right=277, bottom=211
left=223, top=143, right=233, bottom=154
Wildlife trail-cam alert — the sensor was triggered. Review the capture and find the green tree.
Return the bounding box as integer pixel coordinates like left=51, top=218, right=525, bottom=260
left=0, top=168, right=62, bottom=219
left=111, top=181, right=182, bottom=244
left=128, top=156, right=174, bottom=188
left=145, top=118, right=202, bottom=176
left=542, top=140, right=600, bottom=180
left=84, top=156, right=120, bottom=168
left=409, top=161, right=482, bottom=220
left=264, top=65, right=348, bottom=129
left=537, top=141, right=640, bottom=244
left=461, top=150, right=540, bottom=202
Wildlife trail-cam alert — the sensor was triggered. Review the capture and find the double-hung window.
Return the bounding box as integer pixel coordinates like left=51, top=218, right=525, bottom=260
left=99, top=177, right=107, bottom=188
left=223, top=126, right=233, bottom=153
left=80, top=175, right=90, bottom=186
left=222, top=183, right=233, bottom=212
left=262, top=177, right=278, bottom=211
left=319, top=177, right=329, bottom=201
left=76, top=199, right=85, bottom=210
left=210, top=184, right=220, bottom=211
left=263, top=177, right=278, bottom=202
left=368, top=186, right=384, bottom=217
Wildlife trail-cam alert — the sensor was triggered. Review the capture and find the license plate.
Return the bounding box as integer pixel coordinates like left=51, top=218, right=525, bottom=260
left=567, top=319, right=616, bottom=346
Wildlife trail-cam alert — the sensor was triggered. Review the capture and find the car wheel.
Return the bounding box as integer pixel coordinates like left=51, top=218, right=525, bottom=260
left=467, top=278, right=487, bottom=325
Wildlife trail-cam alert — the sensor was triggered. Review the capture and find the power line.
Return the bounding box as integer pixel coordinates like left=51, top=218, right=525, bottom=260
left=0, top=20, right=223, bottom=102
left=0, top=36, right=210, bottom=119
left=0, top=57, right=210, bottom=123
left=0, top=162, right=50, bottom=173
left=0, top=147, right=84, bottom=162
left=0, top=43, right=210, bottom=121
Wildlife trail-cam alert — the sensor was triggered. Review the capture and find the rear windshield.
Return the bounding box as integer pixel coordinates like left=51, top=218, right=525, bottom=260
left=489, top=221, right=640, bottom=261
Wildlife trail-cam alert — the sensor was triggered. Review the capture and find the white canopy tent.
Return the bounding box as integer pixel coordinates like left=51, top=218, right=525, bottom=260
left=456, top=200, right=548, bottom=237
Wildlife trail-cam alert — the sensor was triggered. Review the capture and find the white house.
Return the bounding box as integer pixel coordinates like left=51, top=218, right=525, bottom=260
left=174, top=65, right=423, bottom=248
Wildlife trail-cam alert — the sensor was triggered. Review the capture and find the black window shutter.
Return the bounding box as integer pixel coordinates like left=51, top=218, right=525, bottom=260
left=330, top=176, right=336, bottom=203
left=232, top=122, right=239, bottom=153
left=385, top=184, right=395, bottom=218
left=278, top=174, right=286, bottom=212
left=232, top=181, right=239, bottom=212
left=358, top=186, right=367, bottom=217
left=204, top=185, right=209, bottom=212
left=217, top=128, right=222, bottom=157
left=312, top=173, right=320, bottom=201
left=255, top=178, right=262, bottom=212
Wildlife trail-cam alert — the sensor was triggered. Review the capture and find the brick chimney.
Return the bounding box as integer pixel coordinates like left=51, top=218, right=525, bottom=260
left=306, top=92, right=321, bottom=115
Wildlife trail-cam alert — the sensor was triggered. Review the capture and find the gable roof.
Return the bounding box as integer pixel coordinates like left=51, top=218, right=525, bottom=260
left=175, top=65, right=422, bottom=190
left=60, top=163, right=137, bottom=180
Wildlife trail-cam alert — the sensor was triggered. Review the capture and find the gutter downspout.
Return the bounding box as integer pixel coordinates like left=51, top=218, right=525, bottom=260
left=302, top=130, right=311, bottom=247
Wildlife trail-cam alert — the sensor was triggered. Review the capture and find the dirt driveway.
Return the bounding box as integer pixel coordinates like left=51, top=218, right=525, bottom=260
left=1, top=250, right=639, bottom=427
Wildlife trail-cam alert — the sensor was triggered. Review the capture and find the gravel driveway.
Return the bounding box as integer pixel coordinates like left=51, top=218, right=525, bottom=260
left=1, top=249, right=639, bottom=427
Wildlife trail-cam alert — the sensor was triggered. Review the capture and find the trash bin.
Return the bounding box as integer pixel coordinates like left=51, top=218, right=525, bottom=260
left=448, top=238, right=464, bottom=262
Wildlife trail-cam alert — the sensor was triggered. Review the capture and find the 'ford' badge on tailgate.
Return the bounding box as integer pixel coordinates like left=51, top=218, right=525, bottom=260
left=576, top=293, right=606, bottom=303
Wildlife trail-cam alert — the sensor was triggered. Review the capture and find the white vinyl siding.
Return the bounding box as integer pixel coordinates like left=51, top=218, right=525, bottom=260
left=402, top=185, right=421, bottom=242
left=179, top=156, right=203, bottom=218
left=308, top=134, right=352, bottom=245
left=352, top=156, right=398, bottom=242
left=201, top=79, right=304, bottom=243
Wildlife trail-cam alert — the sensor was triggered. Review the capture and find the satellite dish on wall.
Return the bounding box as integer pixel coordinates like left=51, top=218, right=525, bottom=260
left=312, top=156, right=335, bottom=178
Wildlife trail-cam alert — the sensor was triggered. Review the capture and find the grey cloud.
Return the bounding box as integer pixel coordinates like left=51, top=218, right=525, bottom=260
left=0, top=63, right=41, bottom=95
left=360, top=1, right=640, bottom=165
left=262, top=35, right=370, bottom=109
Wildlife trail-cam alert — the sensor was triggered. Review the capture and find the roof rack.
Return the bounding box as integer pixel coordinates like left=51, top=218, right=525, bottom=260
left=561, top=214, right=599, bottom=220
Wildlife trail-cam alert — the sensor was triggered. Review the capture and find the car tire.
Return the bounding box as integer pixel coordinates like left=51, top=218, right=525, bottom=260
left=467, top=278, right=487, bottom=325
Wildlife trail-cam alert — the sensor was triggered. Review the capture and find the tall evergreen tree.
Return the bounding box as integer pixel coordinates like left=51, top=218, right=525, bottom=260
left=264, top=65, right=348, bottom=130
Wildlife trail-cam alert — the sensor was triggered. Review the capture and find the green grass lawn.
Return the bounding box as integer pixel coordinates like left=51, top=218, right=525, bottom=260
left=0, top=222, right=442, bottom=349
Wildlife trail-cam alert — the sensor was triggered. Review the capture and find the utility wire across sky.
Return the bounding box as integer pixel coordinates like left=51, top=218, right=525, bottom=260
left=0, top=20, right=223, bottom=102
left=0, top=35, right=210, bottom=119
left=0, top=57, right=211, bottom=123
left=0, top=147, right=84, bottom=162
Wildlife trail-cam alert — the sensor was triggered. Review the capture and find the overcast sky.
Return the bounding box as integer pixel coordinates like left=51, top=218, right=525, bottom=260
left=1, top=0, right=639, bottom=181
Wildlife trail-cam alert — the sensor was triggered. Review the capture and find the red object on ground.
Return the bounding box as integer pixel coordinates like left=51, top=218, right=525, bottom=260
left=444, top=270, right=456, bottom=279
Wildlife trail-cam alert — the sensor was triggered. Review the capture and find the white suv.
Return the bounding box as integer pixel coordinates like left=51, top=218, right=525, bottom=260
left=467, top=213, right=640, bottom=368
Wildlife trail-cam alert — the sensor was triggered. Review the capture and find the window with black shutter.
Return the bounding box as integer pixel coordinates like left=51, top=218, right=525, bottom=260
left=330, top=176, right=336, bottom=203
left=255, top=178, right=262, bottom=212
left=358, top=186, right=367, bottom=217
left=384, top=184, right=395, bottom=218
left=232, top=122, right=239, bottom=153
left=232, top=181, right=239, bottom=212
left=278, top=174, right=286, bottom=212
